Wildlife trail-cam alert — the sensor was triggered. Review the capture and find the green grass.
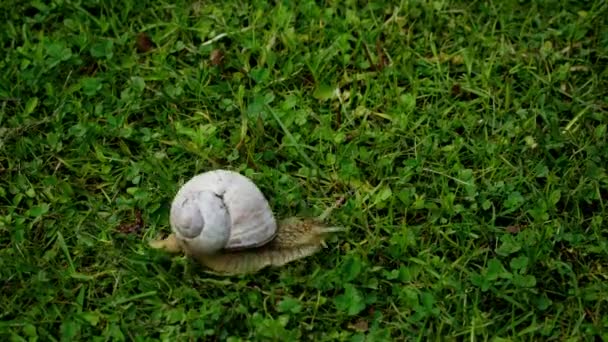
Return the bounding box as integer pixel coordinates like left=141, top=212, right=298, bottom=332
left=1, top=0, right=607, bottom=340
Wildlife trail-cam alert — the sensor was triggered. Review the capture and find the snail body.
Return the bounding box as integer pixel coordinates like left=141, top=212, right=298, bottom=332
left=150, top=170, right=342, bottom=275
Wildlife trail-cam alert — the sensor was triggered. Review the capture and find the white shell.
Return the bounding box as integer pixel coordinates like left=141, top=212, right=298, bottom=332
left=170, top=169, right=277, bottom=254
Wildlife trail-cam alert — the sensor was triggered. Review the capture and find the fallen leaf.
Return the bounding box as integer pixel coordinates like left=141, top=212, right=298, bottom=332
left=136, top=33, right=155, bottom=53
left=451, top=83, right=462, bottom=96
left=348, top=319, right=369, bottom=332
left=505, top=225, right=522, bottom=234
left=210, top=49, right=225, bottom=66
left=117, top=209, right=144, bottom=234
left=451, top=54, right=464, bottom=65
left=569, top=65, right=590, bottom=72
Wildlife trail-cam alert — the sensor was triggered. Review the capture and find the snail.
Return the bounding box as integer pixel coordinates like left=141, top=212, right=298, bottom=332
left=149, top=169, right=344, bottom=275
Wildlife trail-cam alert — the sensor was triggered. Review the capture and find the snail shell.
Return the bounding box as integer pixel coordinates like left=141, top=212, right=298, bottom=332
left=170, top=169, right=277, bottom=255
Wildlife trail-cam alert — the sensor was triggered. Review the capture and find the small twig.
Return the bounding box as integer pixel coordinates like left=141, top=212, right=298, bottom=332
left=201, top=26, right=254, bottom=46
left=422, top=168, right=472, bottom=186
left=362, top=43, right=377, bottom=71
left=319, top=195, right=346, bottom=221
left=375, top=39, right=388, bottom=70
left=334, top=87, right=347, bottom=129
left=562, top=106, right=589, bottom=134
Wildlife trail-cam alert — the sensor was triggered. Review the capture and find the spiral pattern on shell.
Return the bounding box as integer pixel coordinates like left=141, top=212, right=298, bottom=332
left=169, top=170, right=278, bottom=255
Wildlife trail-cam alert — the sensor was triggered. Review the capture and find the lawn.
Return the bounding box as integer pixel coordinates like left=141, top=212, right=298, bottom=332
left=1, top=0, right=607, bottom=340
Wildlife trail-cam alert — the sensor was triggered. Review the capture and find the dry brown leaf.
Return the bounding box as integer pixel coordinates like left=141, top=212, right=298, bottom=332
left=348, top=319, right=369, bottom=332
left=136, top=33, right=155, bottom=53
left=117, top=209, right=144, bottom=234
left=210, top=49, right=225, bottom=66
left=505, top=225, right=523, bottom=234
